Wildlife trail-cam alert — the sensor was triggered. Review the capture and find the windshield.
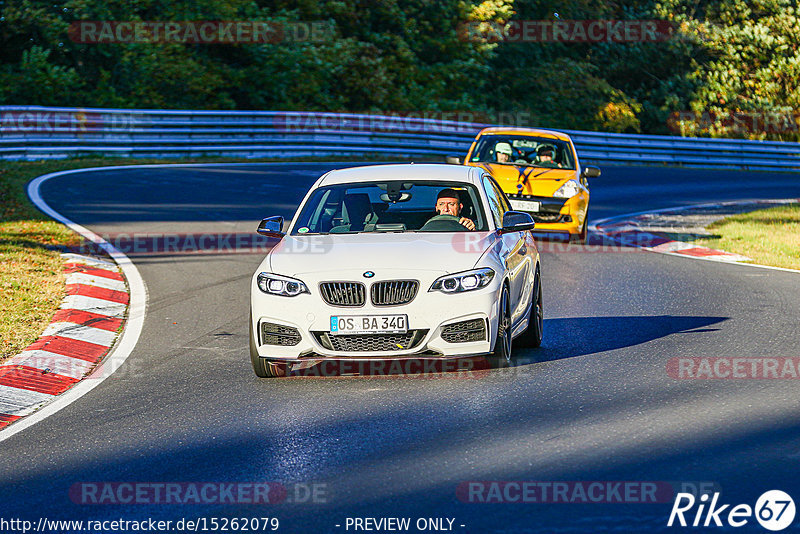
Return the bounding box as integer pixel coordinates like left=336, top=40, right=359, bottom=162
left=290, top=180, right=489, bottom=235
left=471, top=134, right=576, bottom=170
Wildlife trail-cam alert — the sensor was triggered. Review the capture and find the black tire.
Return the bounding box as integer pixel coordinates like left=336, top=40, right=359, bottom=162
left=487, top=286, right=512, bottom=368
left=515, top=268, right=543, bottom=348
left=249, top=312, right=287, bottom=378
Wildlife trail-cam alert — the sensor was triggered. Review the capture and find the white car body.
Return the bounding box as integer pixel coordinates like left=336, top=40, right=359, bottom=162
left=249, top=164, right=542, bottom=376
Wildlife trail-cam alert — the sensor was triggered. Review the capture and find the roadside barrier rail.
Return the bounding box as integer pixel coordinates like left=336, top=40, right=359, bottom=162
left=2, top=106, right=799, bottom=171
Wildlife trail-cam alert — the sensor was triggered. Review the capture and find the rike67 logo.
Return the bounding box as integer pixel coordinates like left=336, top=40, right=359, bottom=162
left=668, top=490, right=795, bottom=531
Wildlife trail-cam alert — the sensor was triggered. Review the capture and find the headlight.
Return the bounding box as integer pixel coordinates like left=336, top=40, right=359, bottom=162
left=553, top=179, right=580, bottom=199
left=429, top=268, right=495, bottom=294
left=257, top=273, right=309, bottom=297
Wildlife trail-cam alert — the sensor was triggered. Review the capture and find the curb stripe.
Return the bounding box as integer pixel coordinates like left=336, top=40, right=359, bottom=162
left=64, top=263, right=124, bottom=281
left=25, top=336, right=109, bottom=363
left=0, top=366, right=79, bottom=395
left=0, top=414, right=21, bottom=429
left=60, top=253, right=117, bottom=268
left=66, top=284, right=130, bottom=304
left=51, top=309, right=123, bottom=332
left=649, top=241, right=698, bottom=253
left=9, top=350, right=96, bottom=380
left=65, top=272, right=127, bottom=292
left=60, top=295, right=127, bottom=318
left=41, top=323, right=117, bottom=347
left=673, top=247, right=731, bottom=257
left=0, top=385, right=54, bottom=416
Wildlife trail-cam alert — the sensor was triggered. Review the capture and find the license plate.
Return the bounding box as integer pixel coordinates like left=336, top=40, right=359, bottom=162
left=330, top=315, right=408, bottom=334
left=510, top=199, right=541, bottom=212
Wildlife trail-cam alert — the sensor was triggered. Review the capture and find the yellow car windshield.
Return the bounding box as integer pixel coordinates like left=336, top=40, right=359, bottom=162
left=471, top=135, right=576, bottom=170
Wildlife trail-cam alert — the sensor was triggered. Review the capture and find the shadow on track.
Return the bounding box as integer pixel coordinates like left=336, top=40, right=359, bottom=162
left=525, top=315, right=728, bottom=363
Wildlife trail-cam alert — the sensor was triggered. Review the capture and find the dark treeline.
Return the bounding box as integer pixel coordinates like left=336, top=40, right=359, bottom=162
left=2, top=0, right=799, bottom=139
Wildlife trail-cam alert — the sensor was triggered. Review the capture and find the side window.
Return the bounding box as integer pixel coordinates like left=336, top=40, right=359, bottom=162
left=481, top=176, right=503, bottom=228
left=563, top=141, right=575, bottom=168
left=489, top=178, right=511, bottom=213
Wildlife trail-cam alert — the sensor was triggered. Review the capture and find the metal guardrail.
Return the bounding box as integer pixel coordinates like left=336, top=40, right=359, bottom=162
left=2, top=106, right=800, bottom=171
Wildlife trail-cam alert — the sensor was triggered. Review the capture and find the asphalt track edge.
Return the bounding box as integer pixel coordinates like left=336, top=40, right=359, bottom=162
left=0, top=167, right=149, bottom=443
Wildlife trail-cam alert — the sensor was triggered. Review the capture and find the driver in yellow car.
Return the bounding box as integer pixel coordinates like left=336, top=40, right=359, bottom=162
left=435, top=188, right=476, bottom=230
left=536, top=145, right=562, bottom=167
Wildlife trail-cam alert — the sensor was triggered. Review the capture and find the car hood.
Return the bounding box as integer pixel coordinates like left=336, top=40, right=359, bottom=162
left=472, top=163, right=577, bottom=196
left=268, top=232, right=498, bottom=277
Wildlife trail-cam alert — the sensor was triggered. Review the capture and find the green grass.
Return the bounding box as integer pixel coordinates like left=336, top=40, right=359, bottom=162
left=693, top=203, right=800, bottom=270
left=0, top=155, right=422, bottom=362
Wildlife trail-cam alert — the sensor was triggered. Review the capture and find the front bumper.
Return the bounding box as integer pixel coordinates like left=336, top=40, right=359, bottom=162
left=507, top=193, right=587, bottom=235
left=250, top=275, right=501, bottom=362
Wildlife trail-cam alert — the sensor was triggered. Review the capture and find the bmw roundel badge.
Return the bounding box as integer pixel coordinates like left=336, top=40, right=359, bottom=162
left=363, top=271, right=375, bottom=278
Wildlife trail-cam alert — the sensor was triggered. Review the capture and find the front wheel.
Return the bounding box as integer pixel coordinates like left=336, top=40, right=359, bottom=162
left=249, top=312, right=288, bottom=378
left=487, top=286, right=512, bottom=368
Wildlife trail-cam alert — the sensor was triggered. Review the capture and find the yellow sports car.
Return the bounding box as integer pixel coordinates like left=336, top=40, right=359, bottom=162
left=457, top=127, right=600, bottom=243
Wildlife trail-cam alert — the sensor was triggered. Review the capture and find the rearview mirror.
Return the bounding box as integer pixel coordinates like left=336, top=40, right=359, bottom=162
left=581, top=166, right=601, bottom=178
left=445, top=156, right=462, bottom=165
left=380, top=192, right=412, bottom=203
left=257, top=216, right=285, bottom=238
left=499, top=211, right=535, bottom=234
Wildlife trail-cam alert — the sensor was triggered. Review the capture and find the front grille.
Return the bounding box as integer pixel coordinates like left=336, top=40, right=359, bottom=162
left=529, top=212, right=571, bottom=223
left=314, top=330, right=428, bottom=352
left=441, top=319, right=486, bottom=343
left=261, top=322, right=301, bottom=346
left=319, top=282, right=366, bottom=307
left=371, top=280, right=419, bottom=306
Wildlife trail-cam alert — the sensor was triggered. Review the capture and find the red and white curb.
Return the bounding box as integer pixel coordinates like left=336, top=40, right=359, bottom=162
left=591, top=199, right=800, bottom=269
left=0, top=254, right=128, bottom=429
left=0, top=166, right=147, bottom=442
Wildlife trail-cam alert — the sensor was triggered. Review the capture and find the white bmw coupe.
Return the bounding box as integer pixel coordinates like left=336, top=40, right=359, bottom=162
left=249, top=164, right=543, bottom=377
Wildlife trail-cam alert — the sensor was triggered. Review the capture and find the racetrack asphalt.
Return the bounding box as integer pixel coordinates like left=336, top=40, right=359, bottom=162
left=2, top=162, right=800, bottom=533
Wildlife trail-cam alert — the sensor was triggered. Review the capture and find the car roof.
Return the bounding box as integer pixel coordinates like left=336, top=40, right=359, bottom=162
left=317, top=163, right=482, bottom=187
left=476, top=127, right=573, bottom=142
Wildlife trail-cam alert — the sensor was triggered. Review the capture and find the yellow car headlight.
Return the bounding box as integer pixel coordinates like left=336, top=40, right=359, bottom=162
left=553, top=179, right=580, bottom=199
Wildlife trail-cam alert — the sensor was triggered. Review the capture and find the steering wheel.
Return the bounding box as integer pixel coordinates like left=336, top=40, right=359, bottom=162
left=420, top=214, right=468, bottom=232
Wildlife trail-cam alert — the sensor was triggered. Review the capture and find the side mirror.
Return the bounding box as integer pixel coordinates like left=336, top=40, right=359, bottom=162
left=499, top=211, right=535, bottom=234
left=257, top=216, right=285, bottom=238
left=445, top=156, right=462, bottom=165
left=581, top=166, right=601, bottom=178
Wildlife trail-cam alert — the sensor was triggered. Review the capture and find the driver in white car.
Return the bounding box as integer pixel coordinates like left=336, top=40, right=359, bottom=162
left=434, top=188, right=476, bottom=230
